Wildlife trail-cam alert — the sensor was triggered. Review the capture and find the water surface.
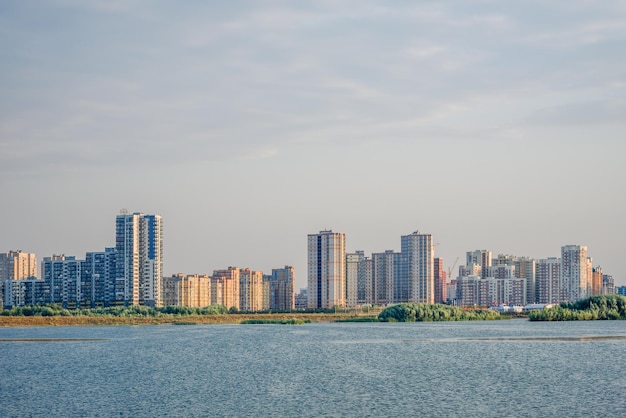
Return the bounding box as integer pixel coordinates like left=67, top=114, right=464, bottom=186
left=1, top=320, right=625, bottom=417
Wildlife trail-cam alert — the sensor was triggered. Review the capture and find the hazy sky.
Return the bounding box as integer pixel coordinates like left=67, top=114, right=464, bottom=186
left=2, top=1, right=625, bottom=289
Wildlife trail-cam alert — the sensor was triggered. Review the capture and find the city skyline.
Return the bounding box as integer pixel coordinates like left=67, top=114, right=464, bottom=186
left=0, top=210, right=617, bottom=292
left=2, top=1, right=625, bottom=289
left=0, top=215, right=618, bottom=309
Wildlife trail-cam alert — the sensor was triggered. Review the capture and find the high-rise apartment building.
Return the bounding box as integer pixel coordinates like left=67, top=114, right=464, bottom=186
left=212, top=267, right=240, bottom=310
left=346, top=251, right=363, bottom=308
left=493, top=254, right=536, bottom=304
left=434, top=257, right=446, bottom=304
left=0, top=250, right=37, bottom=281
left=456, top=275, right=487, bottom=306
left=41, top=254, right=83, bottom=308
left=239, top=268, right=265, bottom=312
left=372, top=250, right=398, bottom=305
left=399, top=231, right=434, bottom=304
left=591, top=266, right=603, bottom=296
left=115, top=212, right=163, bottom=307
left=308, top=230, right=346, bottom=309
left=456, top=275, right=525, bottom=307
left=467, top=250, right=492, bottom=278
left=358, top=256, right=374, bottom=305
left=536, top=258, right=561, bottom=304
left=162, top=274, right=211, bottom=308
left=602, top=274, right=615, bottom=295
left=561, top=245, right=589, bottom=302
left=446, top=279, right=457, bottom=304
left=267, top=266, right=295, bottom=311
left=84, top=248, right=117, bottom=307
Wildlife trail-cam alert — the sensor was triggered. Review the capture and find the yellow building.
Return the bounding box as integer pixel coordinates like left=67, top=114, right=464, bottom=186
left=163, top=274, right=211, bottom=307
left=212, top=267, right=240, bottom=310
left=0, top=250, right=37, bottom=281
left=239, top=268, right=265, bottom=312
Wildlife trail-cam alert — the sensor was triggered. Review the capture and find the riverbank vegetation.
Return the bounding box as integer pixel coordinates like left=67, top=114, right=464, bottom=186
left=0, top=304, right=378, bottom=326
left=529, top=295, right=626, bottom=321
left=378, top=303, right=501, bottom=322
left=0, top=304, right=229, bottom=318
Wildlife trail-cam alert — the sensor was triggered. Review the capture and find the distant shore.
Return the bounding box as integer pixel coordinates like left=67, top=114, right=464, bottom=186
left=0, top=312, right=375, bottom=327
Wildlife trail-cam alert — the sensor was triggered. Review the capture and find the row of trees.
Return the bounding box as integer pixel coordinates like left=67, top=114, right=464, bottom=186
left=0, top=304, right=229, bottom=317
left=378, top=303, right=501, bottom=322
left=529, top=295, right=626, bottom=321
left=1, top=304, right=372, bottom=317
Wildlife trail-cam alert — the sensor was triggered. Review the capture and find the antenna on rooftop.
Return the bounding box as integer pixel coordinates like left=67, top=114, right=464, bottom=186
left=120, top=208, right=129, bottom=215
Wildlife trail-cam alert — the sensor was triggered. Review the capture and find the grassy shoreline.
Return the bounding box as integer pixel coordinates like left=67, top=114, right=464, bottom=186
left=0, top=312, right=377, bottom=327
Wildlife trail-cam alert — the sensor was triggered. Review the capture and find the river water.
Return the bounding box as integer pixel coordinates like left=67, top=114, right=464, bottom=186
left=1, top=320, right=625, bottom=417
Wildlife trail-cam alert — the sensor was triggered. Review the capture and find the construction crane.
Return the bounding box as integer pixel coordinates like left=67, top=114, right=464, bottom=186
left=447, top=257, right=459, bottom=281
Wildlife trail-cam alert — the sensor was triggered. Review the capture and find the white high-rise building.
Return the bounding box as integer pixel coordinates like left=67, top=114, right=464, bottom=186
left=561, top=245, right=589, bottom=302
left=115, top=212, right=163, bottom=307
left=399, top=231, right=434, bottom=304
left=308, top=230, right=346, bottom=309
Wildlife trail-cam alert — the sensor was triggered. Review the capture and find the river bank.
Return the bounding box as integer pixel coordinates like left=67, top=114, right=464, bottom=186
left=0, top=312, right=377, bottom=327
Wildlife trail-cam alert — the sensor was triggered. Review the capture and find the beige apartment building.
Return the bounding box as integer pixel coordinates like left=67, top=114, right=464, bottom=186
left=163, top=274, right=211, bottom=307
left=239, top=268, right=265, bottom=312
left=212, top=267, right=240, bottom=310
left=0, top=250, right=37, bottom=281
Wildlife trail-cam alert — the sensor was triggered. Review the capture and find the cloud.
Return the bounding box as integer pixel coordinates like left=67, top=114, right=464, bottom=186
left=2, top=0, right=625, bottom=179
left=525, top=99, right=626, bottom=126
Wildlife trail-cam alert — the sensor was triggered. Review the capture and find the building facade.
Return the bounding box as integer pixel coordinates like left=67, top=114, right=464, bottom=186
left=2, top=278, right=48, bottom=308
left=115, top=212, right=163, bottom=307
left=372, top=250, right=398, bottom=305
left=591, top=267, right=603, bottom=296
left=41, top=254, right=84, bottom=308
left=212, top=267, right=240, bottom=310
left=561, top=245, right=590, bottom=302
left=536, top=258, right=561, bottom=304
left=307, top=230, right=346, bottom=309
left=493, top=255, right=536, bottom=304
left=434, top=257, right=446, bottom=304
left=267, top=266, right=295, bottom=311
left=456, top=275, right=526, bottom=307
left=466, top=250, right=492, bottom=278
left=345, top=251, right=363, bottom=308
left=357, top=256, right=374, bottom=305
left=239, top=268, right=265, bottom=312
left=162, top=274, right=211, bottom=308
left=84, top=248, right=117, bottom=307
left=0, top=250, right=37, bottom=281
left=399, top=231, right=434, bottom=304
left=602, top=274, right=615, bottom=295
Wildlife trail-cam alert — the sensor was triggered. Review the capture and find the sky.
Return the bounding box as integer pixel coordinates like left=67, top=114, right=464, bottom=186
left=1, top=0, right=625, bottom=289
